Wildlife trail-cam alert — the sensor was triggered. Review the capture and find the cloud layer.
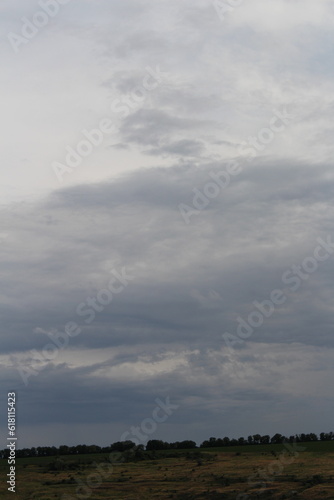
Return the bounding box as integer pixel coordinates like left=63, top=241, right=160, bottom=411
left=1, top=0, right=334, bottom=446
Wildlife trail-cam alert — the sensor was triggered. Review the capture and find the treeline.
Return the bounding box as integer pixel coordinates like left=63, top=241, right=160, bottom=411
left=199, top=432, right=333, bottom=448
left=1, top=431, right=333, bottom=458
left=131, top=432, right=334, bottom=451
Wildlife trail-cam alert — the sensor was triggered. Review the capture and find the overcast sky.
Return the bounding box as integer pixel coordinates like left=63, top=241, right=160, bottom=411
left=1, top=0, right=334, bottom=448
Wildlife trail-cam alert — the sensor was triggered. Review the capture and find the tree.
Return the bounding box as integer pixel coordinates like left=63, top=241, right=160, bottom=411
left=110, top=440, right=136, bottom=452
left=260, top=435, right=270, bottom=445
left=177, top=440, right=196, bottom=449
left=252, top=434, right=261, bottom=445
left=271, top=433, right=283, bottom=444
left=308, top=433, right=318, bottom=442
left=146, top=440, right=170, bottom=451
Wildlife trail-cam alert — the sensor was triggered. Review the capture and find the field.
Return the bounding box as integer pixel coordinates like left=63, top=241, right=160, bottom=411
left=1, top=441, right=334, bottom=499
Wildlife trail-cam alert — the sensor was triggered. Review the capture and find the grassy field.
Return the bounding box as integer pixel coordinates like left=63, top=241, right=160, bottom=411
left=1, top=441, right=334, bottom=499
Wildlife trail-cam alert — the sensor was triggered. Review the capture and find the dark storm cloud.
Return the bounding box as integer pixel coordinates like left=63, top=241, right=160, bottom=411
left=1, top=159, right=334, bottom=365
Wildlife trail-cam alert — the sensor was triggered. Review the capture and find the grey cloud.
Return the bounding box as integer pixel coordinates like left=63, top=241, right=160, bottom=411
left=119, top=109, right=213, bottom=148
left=145, top=139, right=205, bottom=157
left=1, top=160, right=334, bottom=366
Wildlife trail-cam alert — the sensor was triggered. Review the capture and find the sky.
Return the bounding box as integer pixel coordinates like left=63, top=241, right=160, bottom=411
left=1, top=0, right=334, bottom=448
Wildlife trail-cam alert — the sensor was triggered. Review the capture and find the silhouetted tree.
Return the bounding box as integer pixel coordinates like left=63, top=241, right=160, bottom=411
left=177, top=440, right=196, bottom=449
left=252, top=434, right=261, bottom=445
left=110, top=440, right=136, bottom=452
left=260, top=435, right=270, bottom=445
left=146, top=440, right=170, bottom=450
left=271, top=433, right=284, bottom=444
